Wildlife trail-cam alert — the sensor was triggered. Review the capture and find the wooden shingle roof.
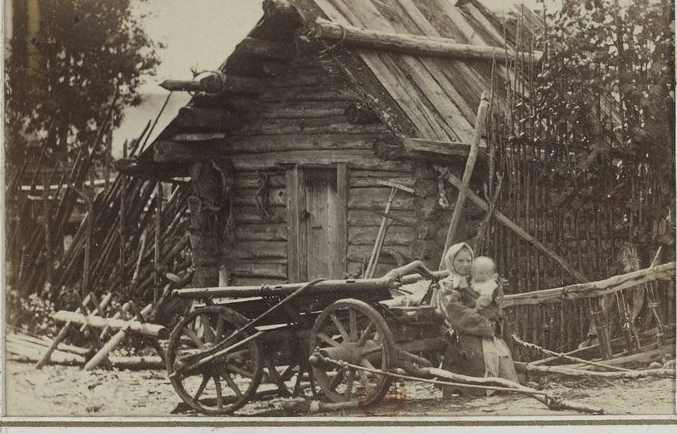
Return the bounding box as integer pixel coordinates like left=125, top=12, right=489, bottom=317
left=288, top=0, right=542, bottom=143
left=121, top=0, right=543, bottom=179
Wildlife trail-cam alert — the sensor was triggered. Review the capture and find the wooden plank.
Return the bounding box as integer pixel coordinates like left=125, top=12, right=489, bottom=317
left=225, top=133, right=385, bottom=154
left=502, top=263, right=676, bottom=308
left=286, top=167, right=301, bottom=282
left=349, top=176, right=416, bottom=189
left=389, top=0, right=491, bottom=127
left=235, top=173, right=287, bottom=189
left=174, top=107, right=238, bottom=131
left=233, top=187, right=287, bottom=207
left=333, top=0, right=474, bottom=141
left=233, top=206, right=287, bottom=224
left=228, top=262, right=288, bottom=280
left=161, top=133, right=384, bottom=156
left=348, top=188, right=416, bottom=210
left=429, top=0, right=512, bottom=96
left=223, top=241, right=288, bottom=260
left=233, top=117, right=389, bottom=136
left=171, top=133, right=226, bottom=142
left=313, top=0, right=451, bottom=140
left=434, top=0, right=488, bottom=45
left=348, top=209, right=416, bottom=226
left=306, top=169, right=335, bottom=279
left=8, top=342, right=86, bottom=366
left=348, top=226, right=416, bottom=245
left=229, top=150, right=411, bottom=171
left=255, top=86, right=358, bottom=103
left=235, top=223, right=288, bottom=242
left=337, top=163, right=349, bottom=277
left=347, top=244, right=411, bottom=263
left=402, top=137, right=483, bottom=156
left=293, top=0, right=420, bottom=139
left=246, top=101, right=351, bottom=119
left=463, top=3, right=511, bottom=48
left=297, top=168, right=308, bottom=281
left=236, top=37, right=295, bottom=61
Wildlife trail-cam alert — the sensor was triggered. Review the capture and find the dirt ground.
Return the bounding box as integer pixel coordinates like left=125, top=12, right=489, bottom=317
left=3, top=358, right=676, bottom=419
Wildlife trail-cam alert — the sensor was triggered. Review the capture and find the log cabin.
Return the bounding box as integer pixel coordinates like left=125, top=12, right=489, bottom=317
left=117, top=0, right=540, bottom=288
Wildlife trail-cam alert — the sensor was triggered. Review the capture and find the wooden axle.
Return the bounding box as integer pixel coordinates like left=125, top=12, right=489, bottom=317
left=308, top=18, right=544, bottom=63
left=173, top=277, right=396, bottom=300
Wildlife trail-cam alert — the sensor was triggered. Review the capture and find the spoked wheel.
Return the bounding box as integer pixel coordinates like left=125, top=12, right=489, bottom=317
left=166, top=306, right=263, bottom=415
left=308, top=298, right=395, bottom=407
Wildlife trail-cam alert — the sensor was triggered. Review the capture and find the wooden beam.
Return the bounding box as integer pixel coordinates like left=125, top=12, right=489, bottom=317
left=502, top=263, right=675, bottom=308
left=160, top=74, right=264, bottom=94
left=174, top=107, right=238, bottom=131
left=154, top=140, right=223, bottom=163
left=52, top=311, right=168, bottom=338
left=439, top=92, right=489, bottom=268
left=438, top=167, right=588, bottom=282
left=403, top=138, right=483, bottom=157
left=336, top=163, right=349, bottom=276
left=236, top=37, right=295, bottom=61
left=308, top=18, right=543, bottom=63
left=286, top=166, right=302, bottom=282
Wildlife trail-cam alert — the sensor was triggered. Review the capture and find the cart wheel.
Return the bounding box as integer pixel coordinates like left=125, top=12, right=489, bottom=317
left=309, top=298, right=395, bottom=407
left=166, top=306, right=263, bottom=415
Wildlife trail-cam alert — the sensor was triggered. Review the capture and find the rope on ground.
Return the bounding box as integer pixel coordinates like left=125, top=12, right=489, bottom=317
left=511, top=333, right=632, bottom=372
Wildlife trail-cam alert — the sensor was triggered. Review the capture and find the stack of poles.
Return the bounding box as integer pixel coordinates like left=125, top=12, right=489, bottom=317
left=7, top=111, right=192, bottom=312
left=54, top=129, right=191, bottom=306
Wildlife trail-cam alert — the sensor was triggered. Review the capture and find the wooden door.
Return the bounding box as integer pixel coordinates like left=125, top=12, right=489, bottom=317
left=305, top=169, right=339, bottom=280
left=286, top=165, right=347, bottom=282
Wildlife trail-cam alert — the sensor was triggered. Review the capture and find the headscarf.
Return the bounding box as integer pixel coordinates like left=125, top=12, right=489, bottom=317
left=442, top=242, right=474, bottom=290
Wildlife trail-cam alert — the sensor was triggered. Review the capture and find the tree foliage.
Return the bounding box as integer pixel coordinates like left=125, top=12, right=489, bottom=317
left=5, top=0, right=160, bottom=165
left=524, top=0, right=674, bottom=227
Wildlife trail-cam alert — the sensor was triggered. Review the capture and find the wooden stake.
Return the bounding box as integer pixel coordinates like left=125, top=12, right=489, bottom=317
left=36, top=293, right=93, bottom=369
left=439, top=92, right=490, bottom=268
left=154, top=182, right=163, bottom=308
left=83, top=303, right=155, bottom=371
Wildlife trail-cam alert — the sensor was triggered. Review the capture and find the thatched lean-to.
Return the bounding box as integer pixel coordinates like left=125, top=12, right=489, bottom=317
left=119, top=0, right=530, bottom=288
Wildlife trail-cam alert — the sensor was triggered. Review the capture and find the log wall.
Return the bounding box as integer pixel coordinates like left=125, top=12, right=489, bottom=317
left=194, top=57, right=484, bottom=285
left=208, top=58, right=425, bottom=285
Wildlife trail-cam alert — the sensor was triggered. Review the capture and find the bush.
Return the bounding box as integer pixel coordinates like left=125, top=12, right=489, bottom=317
left=7, top=291, right=58, bottom=337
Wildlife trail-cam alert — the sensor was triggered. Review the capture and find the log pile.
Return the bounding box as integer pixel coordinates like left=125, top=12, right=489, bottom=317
left=6, top=333, right=164, bottom=370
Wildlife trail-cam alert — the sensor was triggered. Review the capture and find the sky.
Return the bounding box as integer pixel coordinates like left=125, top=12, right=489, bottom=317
left=112, top=0, right=548, bottom=158
left=112, top=0, right=263, bottom=157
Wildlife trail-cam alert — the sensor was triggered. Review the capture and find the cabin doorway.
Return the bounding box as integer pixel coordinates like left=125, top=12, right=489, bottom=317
left=286, top=165, right=347, bottom=282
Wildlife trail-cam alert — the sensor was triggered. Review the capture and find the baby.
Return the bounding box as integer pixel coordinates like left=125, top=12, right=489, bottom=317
left=471, top=256, right=503, bottom=321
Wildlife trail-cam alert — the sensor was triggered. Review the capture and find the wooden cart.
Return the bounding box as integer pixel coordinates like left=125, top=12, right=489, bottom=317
left=165, top=262, right=450, bottom=415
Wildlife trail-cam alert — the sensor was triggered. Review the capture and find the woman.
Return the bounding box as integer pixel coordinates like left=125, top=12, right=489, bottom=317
left=437, top=243, right=519, bottom=396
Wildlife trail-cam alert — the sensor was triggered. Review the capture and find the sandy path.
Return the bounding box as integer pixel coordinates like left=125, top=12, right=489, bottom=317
left=3, top=359, right=675, bottom=418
